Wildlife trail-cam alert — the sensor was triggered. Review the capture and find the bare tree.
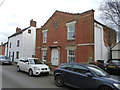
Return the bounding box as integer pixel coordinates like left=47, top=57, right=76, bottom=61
left=99, top=0, right=120, bottom=33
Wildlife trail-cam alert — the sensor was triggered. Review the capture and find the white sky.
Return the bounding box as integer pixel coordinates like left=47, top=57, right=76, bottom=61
left=0, top=0, right=103, bottom=44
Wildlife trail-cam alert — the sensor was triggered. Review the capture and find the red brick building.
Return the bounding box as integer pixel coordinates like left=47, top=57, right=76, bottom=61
left=35, top=10, right=116, bottom=66
left=0, top=42, right=6, bottom=55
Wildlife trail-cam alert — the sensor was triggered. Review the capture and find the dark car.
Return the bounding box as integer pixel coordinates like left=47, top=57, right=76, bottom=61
left=0, top=55, right=12, bottom=65
left=54, top=63, right=120, bottom=90
left=105, top=59, right=120, bottom=75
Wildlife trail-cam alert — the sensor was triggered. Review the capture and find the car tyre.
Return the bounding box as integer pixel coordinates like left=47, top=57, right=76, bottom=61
left=98, top=86, right=113, bottom=90
left=29, top=69, right=33, bottom=76
left=17, top=66, right=21, bottom=72
left=55, top=75, right=64, bottom=87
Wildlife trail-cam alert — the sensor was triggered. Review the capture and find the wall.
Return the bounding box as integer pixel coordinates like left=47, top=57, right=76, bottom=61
left=94, top=22, right=110, bottom=63
left=22, top=27, right=36, bottom=58
left=8, top=34, right=22, bottom=61
left=35, top=10, right=94, bottom=65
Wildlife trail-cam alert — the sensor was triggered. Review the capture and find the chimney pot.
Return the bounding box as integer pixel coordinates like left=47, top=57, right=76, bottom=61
left=16, top=27, right=21, bottom=32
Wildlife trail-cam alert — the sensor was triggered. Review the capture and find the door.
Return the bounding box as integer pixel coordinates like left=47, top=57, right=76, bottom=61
left=71, top=64, right=97, bottom=89
left=12, top=52, right=14, bottom=62
left=51, top=48, right=59, bottom=65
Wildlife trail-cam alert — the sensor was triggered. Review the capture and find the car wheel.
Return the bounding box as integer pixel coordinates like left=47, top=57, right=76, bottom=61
left=17, top=66, right=21, bottom=72
left=55, top=75, right=64, bottom=87
left=29, top=69, right=33, bottom=76
left=98, top=86, right=113, bottom=90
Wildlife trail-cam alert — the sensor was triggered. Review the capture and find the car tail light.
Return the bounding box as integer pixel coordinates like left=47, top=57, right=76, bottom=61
left=54, top=65, right=60, bottom=71
left=117, top=66, right=120, bottom=68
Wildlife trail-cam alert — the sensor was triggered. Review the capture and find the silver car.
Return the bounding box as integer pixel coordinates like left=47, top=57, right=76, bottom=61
left=0, top=55, right=12, bottom=65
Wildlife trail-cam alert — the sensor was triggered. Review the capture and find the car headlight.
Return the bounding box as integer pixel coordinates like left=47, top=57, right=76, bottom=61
left=34, top=67, right=40, bottom=70
left=113, top=83, right=120, bottom=89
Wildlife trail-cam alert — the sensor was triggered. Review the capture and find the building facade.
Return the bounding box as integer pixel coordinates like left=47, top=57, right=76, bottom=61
left=111, top=42, right=120, bottom=59
left=0, top=42, right=5, bottom=55
left=35, top=10, right=116, bottom=66
left=8, top=20, right=37, bottom=62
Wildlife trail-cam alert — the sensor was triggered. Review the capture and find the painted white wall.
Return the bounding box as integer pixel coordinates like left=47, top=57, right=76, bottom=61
left=4, top=43, right=8, bottom=56
left=8, top=26, right=36, bottom=62
left=94, top=23, right=110, bottom=63
left=8, top=34, right=22, bottom=62
left=112, top=43, right=120, bottom=59
left=22, top=26, right=36, bottom=58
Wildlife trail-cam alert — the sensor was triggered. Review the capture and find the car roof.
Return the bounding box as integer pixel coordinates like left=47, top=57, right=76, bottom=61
left=19, top=58, right=39, bottom=60
left=61, top=63, right=92, bottom=67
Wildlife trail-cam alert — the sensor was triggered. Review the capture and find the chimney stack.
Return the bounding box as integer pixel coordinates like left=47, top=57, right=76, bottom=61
left=16, top=27, right=21, bottom=32
left=30, top=19, right=36, bottom=27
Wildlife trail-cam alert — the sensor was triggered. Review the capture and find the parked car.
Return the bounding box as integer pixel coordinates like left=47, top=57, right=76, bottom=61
left=0, top=55, right=12, bottom=65
left=54, top=63, right=120, bottom=90
left=17, top=58, right=50, bottom=76
left=105, top=59, right=120, bottom=75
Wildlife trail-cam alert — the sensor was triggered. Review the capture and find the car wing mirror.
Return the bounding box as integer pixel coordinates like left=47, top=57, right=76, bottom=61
left=85, top=72, right=93, bottom=77
left=26, top=62, right=29, bottom=64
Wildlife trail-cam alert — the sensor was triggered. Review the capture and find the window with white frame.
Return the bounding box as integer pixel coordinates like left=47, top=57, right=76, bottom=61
left=43, top=31, right=47, bottom=43
left=42, top=50, right=47, bottom=61
left=67, top=50, right=75, bottom=63
left=67, top=24, right=75, bottom=40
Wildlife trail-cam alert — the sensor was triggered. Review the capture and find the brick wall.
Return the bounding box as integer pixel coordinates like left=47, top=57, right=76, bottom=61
left=35, top=10, right=95, bottom=64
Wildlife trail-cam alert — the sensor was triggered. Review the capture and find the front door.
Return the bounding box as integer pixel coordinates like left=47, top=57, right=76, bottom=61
left=51, top=48, right=59, bottom=65
left=12, top=52, right=14, bottom=62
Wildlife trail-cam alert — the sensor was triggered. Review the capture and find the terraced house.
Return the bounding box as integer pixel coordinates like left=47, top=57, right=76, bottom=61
left=35, top=10, right=116, bottom=66
left=8, top=19, right=37, bottom=62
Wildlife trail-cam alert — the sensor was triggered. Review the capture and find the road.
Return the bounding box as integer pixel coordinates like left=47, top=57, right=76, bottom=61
left=1, top=65, right=120, bottom=89
left=1, top=65, right=73, bottom=89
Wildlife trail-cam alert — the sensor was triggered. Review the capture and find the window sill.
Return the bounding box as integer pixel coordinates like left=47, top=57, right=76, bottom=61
left=67, top=39, right=75, bottom=41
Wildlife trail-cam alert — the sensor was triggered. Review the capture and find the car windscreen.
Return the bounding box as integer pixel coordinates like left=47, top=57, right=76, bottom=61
left=88, top=66, right=108, bottom=77
left=29, top=59, right=43, bottom=64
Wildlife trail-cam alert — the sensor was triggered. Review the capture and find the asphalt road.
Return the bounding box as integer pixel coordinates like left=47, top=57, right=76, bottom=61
left=1, top=65, right=120, bottom=90
left=1, top=65, right=73, bottom=90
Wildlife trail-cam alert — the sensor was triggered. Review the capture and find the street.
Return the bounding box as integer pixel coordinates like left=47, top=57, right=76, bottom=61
left=1, top=65, right=73, bottom=90
left=1, top=65, right=120, bottom=89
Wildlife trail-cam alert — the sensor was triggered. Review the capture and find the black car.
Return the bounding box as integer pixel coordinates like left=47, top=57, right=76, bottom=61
left=54, top=63, right=120, bottom=90
left=0, top=55, right=12, bottom=65
left=105, top=59, right=120, bottom=75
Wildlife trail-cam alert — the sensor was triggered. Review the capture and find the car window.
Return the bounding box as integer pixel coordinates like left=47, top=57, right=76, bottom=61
left=60, top=64, right=72, bottom=70
left=88, top=65, right=108, bottom=77
left=0, top=56, right=7, bottom=59
left=29, top=59, right=43, bottom=64
left=72, top=65, right=90, bottom=75
left=20, top=59, right=28, bottom=63
left=111, top=60, right=120, bottom=65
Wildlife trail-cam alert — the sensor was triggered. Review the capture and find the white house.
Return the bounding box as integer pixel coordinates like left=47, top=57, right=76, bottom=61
left=94, top=21, right=116, bottom=63
left=8, top=19, right=37, bottom=62
left=111, top=42, right=120, bottom=59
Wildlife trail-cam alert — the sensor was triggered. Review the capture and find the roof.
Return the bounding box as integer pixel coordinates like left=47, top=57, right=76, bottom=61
left=41, top=9, right=94, bottom=28
left=8, top=26, right=30, bottom=38
left=111, top=41, right=120, bottom=50
left=94, top=20, right=116, bottom=32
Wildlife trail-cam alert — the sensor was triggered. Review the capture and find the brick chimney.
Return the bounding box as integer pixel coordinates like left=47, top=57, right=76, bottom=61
left=16, top=27, right=21, bottom=32
left=30, top=19, right=36, bottom=27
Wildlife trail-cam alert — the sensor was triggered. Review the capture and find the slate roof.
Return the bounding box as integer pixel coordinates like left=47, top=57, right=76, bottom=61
left=8, top=26, right=30, bottom=38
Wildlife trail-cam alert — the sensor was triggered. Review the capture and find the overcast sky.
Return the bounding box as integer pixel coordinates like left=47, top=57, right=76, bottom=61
left=0, top=0, right=103, bottom=45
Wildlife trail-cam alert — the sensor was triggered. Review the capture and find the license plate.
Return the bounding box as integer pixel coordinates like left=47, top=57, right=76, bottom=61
left=108, top=65, right=116, bottom=68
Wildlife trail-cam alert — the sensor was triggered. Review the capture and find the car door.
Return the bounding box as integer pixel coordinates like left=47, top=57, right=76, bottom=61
left=71, top=64, right=98, bottom=89
left=18, top=59, right=25, bottom=71
left=23, top=59, right=29, bottom=72
left=59, top=64, right=73, bottom=85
